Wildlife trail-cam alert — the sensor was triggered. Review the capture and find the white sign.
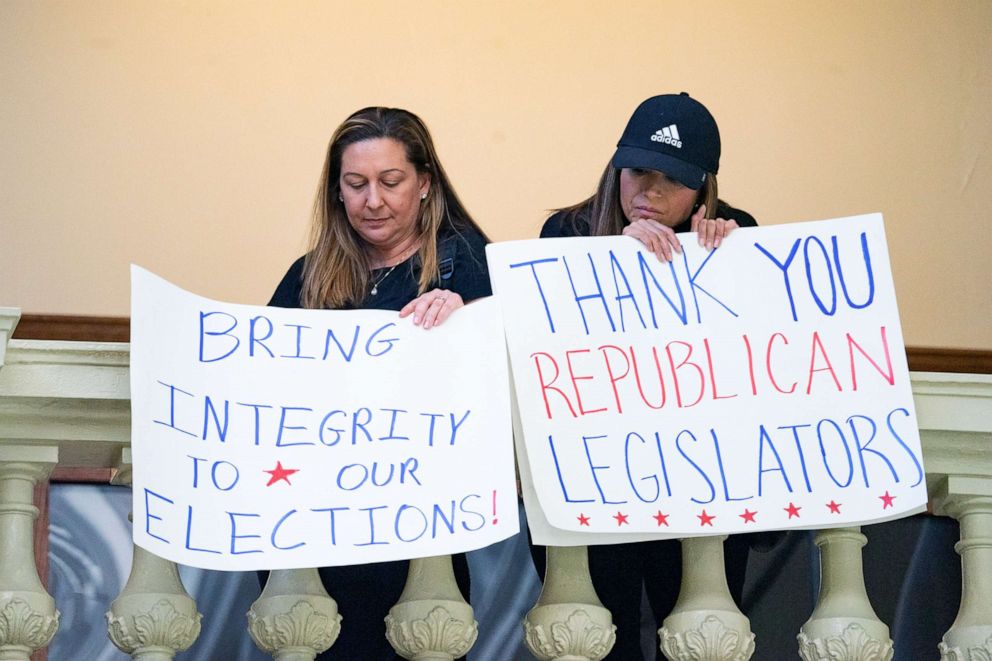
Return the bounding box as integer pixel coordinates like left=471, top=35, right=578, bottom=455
left=487, top=214, right=927, bottom=545
left=130, top=267, right=517, bottom=571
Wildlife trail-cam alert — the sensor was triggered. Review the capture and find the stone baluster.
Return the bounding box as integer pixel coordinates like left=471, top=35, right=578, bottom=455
left=386, top=554, right=478, bottom=661
left=523, top=545, right=615, bottom=661
left=938, top=495, right=992, bottom=660
left=0, top=445, right=59, bottom=661
left=106, top=450, right=202, bottom=660
left=659, top=536, right=754, bottom=661
left=798, top=527, right=893, bottom=661
left=248, top=568, right=341, bottom=661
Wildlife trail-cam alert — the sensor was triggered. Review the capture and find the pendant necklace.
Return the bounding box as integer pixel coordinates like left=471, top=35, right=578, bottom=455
left=370, top=264, right=399, bottom=296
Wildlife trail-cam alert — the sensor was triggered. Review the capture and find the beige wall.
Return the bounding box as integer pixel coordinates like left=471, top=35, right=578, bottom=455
left=2, top=1, right=989, bottom=349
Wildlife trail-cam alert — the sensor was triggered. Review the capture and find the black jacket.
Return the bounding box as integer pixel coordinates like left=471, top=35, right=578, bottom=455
left=268, top=228, right=491, bottom=311
left=540, top=199, right=757, bottom=238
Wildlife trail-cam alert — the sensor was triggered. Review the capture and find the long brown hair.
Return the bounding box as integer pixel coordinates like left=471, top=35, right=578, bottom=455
left=556, top=162, right=719, bottom=236
left=301, top=107, right=487, bottom=309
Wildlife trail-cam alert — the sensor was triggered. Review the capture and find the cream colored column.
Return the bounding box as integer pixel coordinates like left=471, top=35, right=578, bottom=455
left=913, top=373, right=992, bottom=658
left=106, top=450, right=202, bottom=661
left=797, top=527, right=893, bottom=661
left=0, top=308, right=19, bottom=368
left=523, top=545, right=615, bottom=661
left=937, top=493, right=992, bottom=660
left=386, top=554, right=477, bottom=661
left=659, top=536, right=754, bottom=661
left=0, top=444, right=59, bottom=661
left=248, top=568, right=340, bottom=661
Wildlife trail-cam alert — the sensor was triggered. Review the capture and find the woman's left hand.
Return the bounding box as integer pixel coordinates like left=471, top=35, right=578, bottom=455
left=690, top=204, right=740, bottom=250
left=399, top=289, right=464, bottom=329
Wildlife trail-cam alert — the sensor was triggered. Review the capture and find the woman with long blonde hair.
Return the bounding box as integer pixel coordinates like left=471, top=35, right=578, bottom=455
left=268, top=106, right=490, bottom=659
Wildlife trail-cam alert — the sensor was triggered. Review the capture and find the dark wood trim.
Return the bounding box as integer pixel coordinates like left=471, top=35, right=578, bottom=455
left=906, top=347, right=992, bottom=374
left=13, top=314, right=129, bottom=342
left=12, top=314, right=992, bottom=374
left=50, top=467, right=115, bottom=483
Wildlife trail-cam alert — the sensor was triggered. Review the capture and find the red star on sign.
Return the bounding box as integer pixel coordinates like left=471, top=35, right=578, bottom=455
left=784, top=502, right=802, bottom=519
left=827, top=500, right=842, bottom=514
left=879, top=491, right=896, bottom=509
left=652, top=510, right=670, bottom=527
left=264, top=461, right=299, bottom=486
left=698, top=510, right=715, bottom=527
left=613, top=511, right=629, bottom=526
left=739, top=509, right=757, bottom=524
left=577, top=514, right=590, bottom=526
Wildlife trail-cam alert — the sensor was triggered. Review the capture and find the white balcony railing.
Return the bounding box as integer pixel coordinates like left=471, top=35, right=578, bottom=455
left=1, top=306, right=991, bottom=661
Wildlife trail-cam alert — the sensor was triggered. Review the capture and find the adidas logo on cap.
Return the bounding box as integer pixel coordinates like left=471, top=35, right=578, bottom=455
left=650, top=124, right=682, bottom=148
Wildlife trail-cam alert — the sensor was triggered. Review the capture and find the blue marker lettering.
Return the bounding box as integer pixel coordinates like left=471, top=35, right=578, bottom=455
left=754, top=239, right=801, bottom=321
left=185, top=505, right=221, bottom=554
left=638, top=252, right=687, bottom=327
left=324, top=326, right=360, bottom=361
left=548, top=434, right=594, bottom=503
left=199, top=310, right=240, bottom=362
left=756, top=425, right=793, bottom=496
left=276, top=406, right=314, bottom=447
left=563, top=254, right=616, bottom=334
left=682, top=249, right=737, bottom=323
left=355, top=506, right=389, bottom=546
left=583, top=434, right=624, bottom=504
left=675, top=429, right=716, bottom=504
left=279, top=324, right=315, bottom=360
left=818, top=418, right=854, bottom=488
left=625, top=432, right=660, bottom=503
left=153, top=381, right=197, bottom=438
left=227, top=511, right=261, bottom=555
left=394, top=504, right=428, bottom=542
left=803, top=236, right=837, bottom=316
left=202, top=395, right=229, bottom=442
left=271, top=509, right=305, bottom=551
left=508, top=257, right=560, bottom=332
left=459, top=494, right=486, bottom=531
left=833, top=233, right=875, bottom=309
left=609, top=250, right=647, bottom=331
left=236, top=402, right=272, bottom=446
left=144, top=489, right=173, bottom=543
left=249, top=315, right=275, bottom=357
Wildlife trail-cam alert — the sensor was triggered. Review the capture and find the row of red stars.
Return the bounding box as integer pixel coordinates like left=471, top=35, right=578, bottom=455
left=576, top=491, right=898, bottom=527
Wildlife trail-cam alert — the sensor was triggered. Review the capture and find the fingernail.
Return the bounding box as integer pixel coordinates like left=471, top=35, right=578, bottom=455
left=413, top=315, right=421, bottom=324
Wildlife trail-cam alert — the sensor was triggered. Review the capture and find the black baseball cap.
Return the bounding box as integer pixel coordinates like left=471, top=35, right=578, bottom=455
left=611, top=92, right=720, bottom=190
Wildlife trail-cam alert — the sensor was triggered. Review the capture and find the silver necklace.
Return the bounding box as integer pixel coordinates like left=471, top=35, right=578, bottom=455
left=370, top=264, right=399, bottom=296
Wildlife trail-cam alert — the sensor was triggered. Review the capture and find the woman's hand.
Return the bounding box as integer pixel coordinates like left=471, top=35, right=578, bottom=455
left=690, top=204, right=740, bottom=250
left=399, top=288, right=464, bottom=329
left=622, top=218, right=683, bottom=262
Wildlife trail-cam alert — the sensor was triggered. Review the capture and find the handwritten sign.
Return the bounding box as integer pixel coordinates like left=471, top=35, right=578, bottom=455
left=129, top=267, right=517, bottom=571
left=487, top=214, right=927, bottom=545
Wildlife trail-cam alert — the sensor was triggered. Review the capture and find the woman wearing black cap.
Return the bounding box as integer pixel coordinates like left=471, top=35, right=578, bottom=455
left=542, top=92, right=755, bottom=255
left=537, top=93, right=761, bottom=660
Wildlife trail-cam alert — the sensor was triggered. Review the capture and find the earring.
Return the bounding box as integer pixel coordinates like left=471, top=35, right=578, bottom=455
left=338, top=194, right=343, bottom=202
left=421, top=192, right=427, bottom=200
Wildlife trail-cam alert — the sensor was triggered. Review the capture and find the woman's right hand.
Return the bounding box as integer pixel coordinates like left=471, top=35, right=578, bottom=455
left=622, top=218, right=683, bottom=262
left=398, top=288, right=464, bottom=330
